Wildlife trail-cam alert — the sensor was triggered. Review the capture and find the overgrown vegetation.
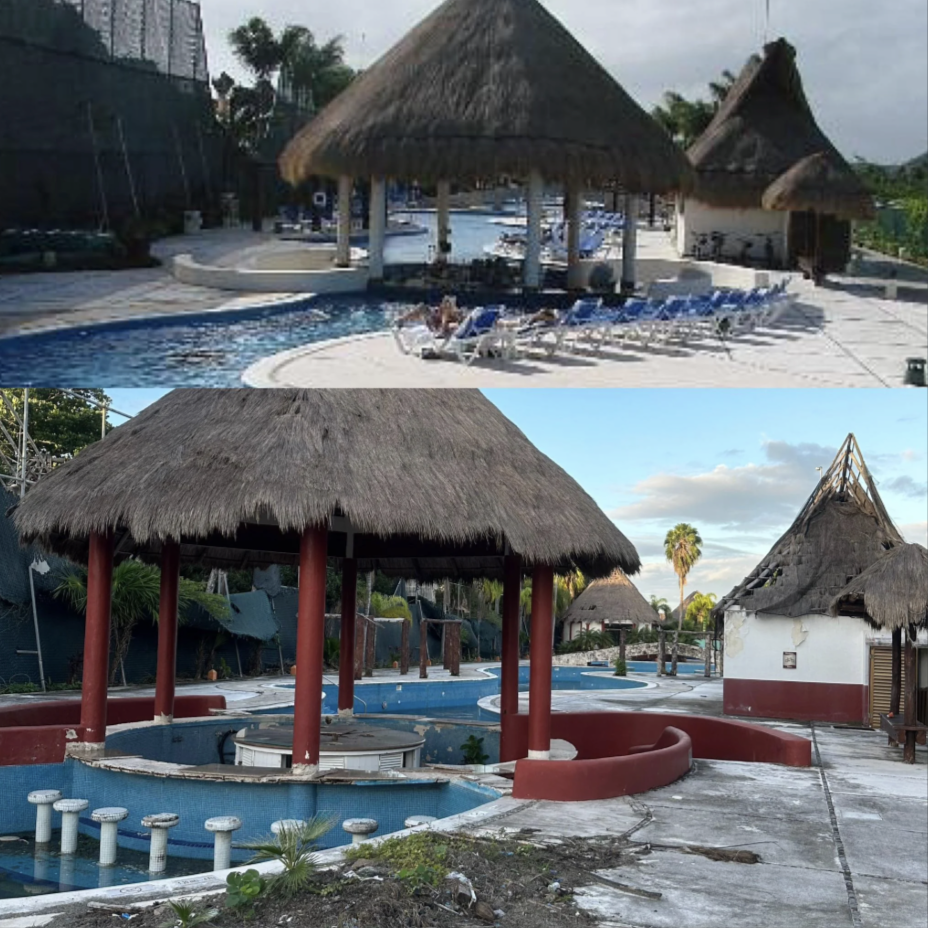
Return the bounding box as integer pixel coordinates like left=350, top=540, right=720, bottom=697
left=461, top=734, right=490, bottom=766
left=613, top=657, right=627, bottom=677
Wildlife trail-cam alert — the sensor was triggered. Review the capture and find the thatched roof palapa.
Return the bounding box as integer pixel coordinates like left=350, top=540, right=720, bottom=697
left=12, top=390, right=639, bottom=582
left=564, top=568, right=655, bottom=628
left=280, top=0, right=692, bottom=191
left=763, top=151, right=876, bottom=220
left=715, top=435, right=904, bottom=619
left=829, top=544, right=928, bottom=630
left=688, top=38, right=850, bottom=210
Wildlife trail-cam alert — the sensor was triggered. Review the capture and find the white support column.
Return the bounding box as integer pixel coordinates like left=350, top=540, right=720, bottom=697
left=621, top=193, right=640, bottom=295
left=369, top=177, right=387, bottom=280
left=524, top=170, right=544, bottom=290
left=566, top=186, right=583, bottom=290
left=436, top=180, right=451, bottom=264
left=336, top=175, right=352, bottom=268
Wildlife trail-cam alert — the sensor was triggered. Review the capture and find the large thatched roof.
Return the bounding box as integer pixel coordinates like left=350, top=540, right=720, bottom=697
left=763, top=151, right=876, bottom=220
left=12, top=390, right=639, bottom=582
left=715, top=435, right=904, bottom=619
left=280, top=0, right=692, bottom=191
left=688, top=38, right=847, bottom=209
left=564, top=568, right=655, bottom=627
left=829, top=544, right=928, bottom=630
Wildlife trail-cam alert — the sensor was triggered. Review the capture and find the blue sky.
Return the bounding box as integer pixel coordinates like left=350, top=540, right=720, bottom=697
left=108, top=389, right=928, bottom=606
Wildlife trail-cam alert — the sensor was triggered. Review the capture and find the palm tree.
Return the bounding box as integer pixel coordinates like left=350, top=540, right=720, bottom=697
left=283, top=34, right=355, bottom=113
left=685, top=592, right=718, bottom=677
left=55, top=560, right=229, bottom=684
left=664, top=524, right=703, bottom=676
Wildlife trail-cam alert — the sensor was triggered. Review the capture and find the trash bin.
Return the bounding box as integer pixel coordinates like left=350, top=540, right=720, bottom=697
left=904, top=358, right=927, bottom=388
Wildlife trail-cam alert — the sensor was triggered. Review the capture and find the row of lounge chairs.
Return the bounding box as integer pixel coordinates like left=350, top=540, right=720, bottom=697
left=392, top=281, right=797, bottom=366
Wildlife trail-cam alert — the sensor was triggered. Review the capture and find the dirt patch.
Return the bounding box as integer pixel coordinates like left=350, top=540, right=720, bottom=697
left=683, top=845, right=761, bottom=865
left=59, top=832, right=654, bottom=928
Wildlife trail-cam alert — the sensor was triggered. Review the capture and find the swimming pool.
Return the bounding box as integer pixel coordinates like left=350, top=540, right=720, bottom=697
left=0, top=212, right=509, bottom=387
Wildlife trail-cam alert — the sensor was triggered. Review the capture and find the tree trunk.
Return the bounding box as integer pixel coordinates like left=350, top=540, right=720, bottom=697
left=904, top=625, right=917, bottom=764
left=657, top=628, right=665, bottom=676
left=619, top=628, right=627, bottom=664
left=109, top=622, right=136, bottom=685
left=671, top=579, right=684, bottom=676
left=704, top=630, right=712, bottom=677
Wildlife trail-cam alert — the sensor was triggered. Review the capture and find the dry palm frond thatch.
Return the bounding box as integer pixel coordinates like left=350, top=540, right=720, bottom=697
left=687, top=38, right=849, bottom=209
left=12, top=390, right=639, bottom=581
left=280, top=0, right=692, bottom=191
left=714, top=435, right=904, bottom=619
left=763, top=151, right=876, bottom=220
left=564, top=568, right=655, bottom=627
left=829, top=544, right=928, bottom=630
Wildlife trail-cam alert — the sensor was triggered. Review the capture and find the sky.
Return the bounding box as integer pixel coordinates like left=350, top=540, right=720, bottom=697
left=107, top=388, right=928, bottom=608
left=197, top=0, right=928, bottom=164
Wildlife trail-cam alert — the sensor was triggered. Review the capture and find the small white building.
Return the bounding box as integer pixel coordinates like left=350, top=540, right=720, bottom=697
left=717, top=435, right=925, bottom=727
left=676, top=38, right=857, bottom=272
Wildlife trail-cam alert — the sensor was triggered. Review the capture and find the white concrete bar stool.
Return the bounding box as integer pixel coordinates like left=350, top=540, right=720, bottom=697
left=53, top=799, right=88, bottom=855
left=27, top=790, right=61, bottom=845
left=271, top=819, right=306, bottom=836
left=91, top=807, right=129, bottom=867
left=142, top=813, right=180, bottom=873
left=205, top=816, right=242, bottom=871
left=342, top=818, right=378, bottom=845
left=404, top=815, right=437, bottom=829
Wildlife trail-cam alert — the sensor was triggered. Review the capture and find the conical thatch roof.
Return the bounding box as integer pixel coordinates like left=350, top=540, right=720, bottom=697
left=688, top=38, right=847, bottom=209
left=564, top=568, right=655, bottom=627
left=12, top=390, right=639, bottom=582
left=829, top=544, right=928, bottom=630
left=715, top=435, right=904, bottom=619
left=763, top=151, right=875, bottom=220
left=280, top=0, right=691, bottom=191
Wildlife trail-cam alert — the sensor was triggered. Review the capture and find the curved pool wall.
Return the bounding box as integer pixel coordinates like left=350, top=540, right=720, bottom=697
left=0, top=750, right=499, bottom=868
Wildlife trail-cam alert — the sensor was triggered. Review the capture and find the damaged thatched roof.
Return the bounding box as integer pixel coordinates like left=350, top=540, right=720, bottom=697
left=687, top=38, right=847, bottom=209
left=715, top=435, right=904, bottom=619
left=763, top=151, right=876, bottom=220
left=280, top=0, right=692, bottom=191
left=829, top=544, right=928, bottom=630
left=12, top=390, right=639, bottom=582
left=564, top=568, right=655, bottom=627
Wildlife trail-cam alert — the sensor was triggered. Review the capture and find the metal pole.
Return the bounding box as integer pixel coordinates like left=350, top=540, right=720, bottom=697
left=19, top=388, right=29, bottom=499
left=28, top=565, right=47, bottom=692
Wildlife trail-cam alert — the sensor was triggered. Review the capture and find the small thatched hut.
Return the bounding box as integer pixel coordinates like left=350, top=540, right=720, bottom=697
left=12, top=389, right=639, bottom=772
left=829, top=544, right=928, bottom=761
left=676, top=38, right=865, bottom=272
left=279, top=0, right=691, bottom=288
left=563, top=568, right=655, bottom=639
left=717, top=434, right=906, bottom=726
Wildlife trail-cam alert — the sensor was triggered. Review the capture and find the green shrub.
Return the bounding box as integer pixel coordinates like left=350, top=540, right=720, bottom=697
left=461, top=735, right=489, bottom=766
left=370, top=592, right=412, bottom=621
left=225, top=869, right=268, bottom=914
left=613, top=658, right=627, bottom=677
left=239, top=816, right=334, bottom=899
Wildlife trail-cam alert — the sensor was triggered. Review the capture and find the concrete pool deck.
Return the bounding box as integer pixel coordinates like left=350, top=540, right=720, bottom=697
left=244, top=282, right=928, bottom=389
left=1, top=670, right=925, bottom=926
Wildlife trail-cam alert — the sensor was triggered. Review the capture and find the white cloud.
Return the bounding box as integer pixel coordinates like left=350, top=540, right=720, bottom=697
left=198, top=0, right=927, bottom=163
left=900, top=522, right=928, bottom=547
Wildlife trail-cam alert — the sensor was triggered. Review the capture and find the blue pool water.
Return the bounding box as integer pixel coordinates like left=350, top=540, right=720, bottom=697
left=0, top=212, right=507, bottom=387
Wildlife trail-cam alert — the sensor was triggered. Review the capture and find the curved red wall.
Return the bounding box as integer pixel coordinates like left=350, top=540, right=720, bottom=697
left=0, top=696, right=226, bottom=766
left=507, top=711, right=811, bottom=802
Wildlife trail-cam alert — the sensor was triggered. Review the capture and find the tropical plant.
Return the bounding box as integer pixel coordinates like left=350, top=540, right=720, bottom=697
left=664, top=524, right=703, bottom=676
left=613, top=657, right=628, bottom=677
left=461, top=734, right=489, bottom=766
left=686, top=592, right=718, bottom=677
left=240, top=816, right=335, bottom=898
left=225, top=869, right=268, bottom=913
left=54, top=560, right=229, bottom=684
left=560, top=628, right=613, bottom=654
left=649, top=595, right=670, bottom=620
left=161, top=901, right=219, bottom=928
left=370, top=592, right=412, bottom=621
left=652, top=69, right=736, bottom=149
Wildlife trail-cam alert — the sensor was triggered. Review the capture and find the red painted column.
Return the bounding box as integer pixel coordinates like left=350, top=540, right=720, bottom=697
left=153, top=541, right=181, bottom=723
left=292, top=525, right=328, bottom=772
left=528, top=565, right=554, bottom=759
left=80, top=531, right=115, bottom=747
left=338, top=558, right=358, bottom=714
left=500, top=554, right=522, bottom=762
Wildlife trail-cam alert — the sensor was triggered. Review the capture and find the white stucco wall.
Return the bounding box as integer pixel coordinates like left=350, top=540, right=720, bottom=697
left=724, top=608, right=870, bottom=686
left=675, top=199, right=791, bottom=264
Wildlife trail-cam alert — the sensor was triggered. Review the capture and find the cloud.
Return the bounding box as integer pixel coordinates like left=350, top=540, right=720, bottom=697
left=882, top=476, right=928, bottom=499
left=611, top=439, right=834, bottom=531
left=900, top=522, right=928, bottom=547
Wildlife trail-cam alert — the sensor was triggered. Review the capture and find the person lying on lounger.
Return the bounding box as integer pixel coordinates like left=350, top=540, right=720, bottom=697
left=396, top=296, right=463, bottom=336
